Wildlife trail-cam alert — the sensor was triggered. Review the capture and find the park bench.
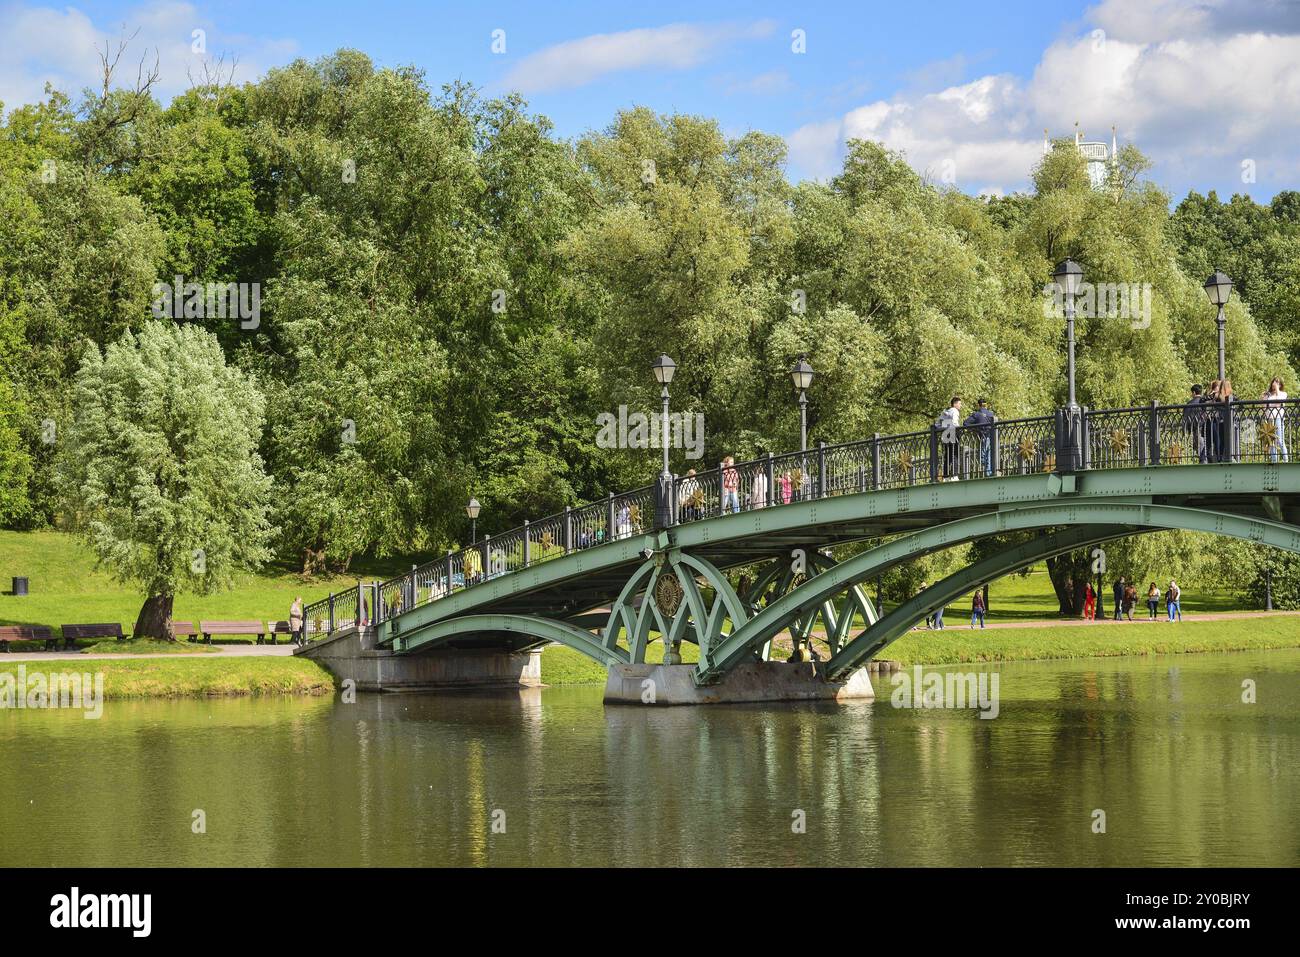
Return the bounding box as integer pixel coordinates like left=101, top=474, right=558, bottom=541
left=171, top=621, right=197, bottom=642
left=0, top=625, right=55, bottom=652
left=197, top=619, right=267, bottom=644
left=59, top=622, right=127, bottom=651
left=266, top=620, right=300, bottom=645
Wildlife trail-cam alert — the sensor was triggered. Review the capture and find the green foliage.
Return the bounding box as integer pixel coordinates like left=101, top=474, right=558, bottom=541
left=1242, top=548, right=1300, bottom=610
left=0, top=44, right=1294, bottom=585
left=55, top=322, right=274, bottom=602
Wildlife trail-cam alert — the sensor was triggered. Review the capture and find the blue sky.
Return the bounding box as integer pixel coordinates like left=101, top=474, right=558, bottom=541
left=3, top=0, right=1299, bottom=199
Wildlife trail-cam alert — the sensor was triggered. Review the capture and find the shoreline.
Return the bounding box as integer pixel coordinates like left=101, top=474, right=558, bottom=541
left=1, top=614, right=1297, bottom=698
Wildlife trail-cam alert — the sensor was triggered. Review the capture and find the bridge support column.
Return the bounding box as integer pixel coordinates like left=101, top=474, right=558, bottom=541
left=603, top=661, right=874, bottom=706
left=298, top=626, right=542, bottom=693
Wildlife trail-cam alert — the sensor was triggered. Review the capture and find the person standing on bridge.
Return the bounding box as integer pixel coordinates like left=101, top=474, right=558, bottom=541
left=1216, top=379, right=1236, bottom=463
left=963, top=398, right=995, bottom=477
left=680, top=469, right=701, bottom=522
left=780, top=470, right=792, bottom=505
left=1262, top=376, right=1289, bottom=463
left=1183, top=384, right=1208, bottom=463
left=937, top=396, right=963, bottom=481
left=721, top=456, right=740, bottom=514
left=750, top=464, right=768, bottom=509
left=1112, top=576, right=1126, bottom=621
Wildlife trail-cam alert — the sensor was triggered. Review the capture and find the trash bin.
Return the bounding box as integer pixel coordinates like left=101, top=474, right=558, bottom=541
left=11, top=577, right=28, bottom=596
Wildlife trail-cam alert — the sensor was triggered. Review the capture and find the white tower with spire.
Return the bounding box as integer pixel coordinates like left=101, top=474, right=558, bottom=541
left=1044, top=123, right=1120, bottom=189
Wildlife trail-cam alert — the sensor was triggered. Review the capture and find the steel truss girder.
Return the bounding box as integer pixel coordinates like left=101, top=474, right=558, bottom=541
left=741, top=549, right=878, bottom=660
left=392, top=613, right=629, bottom=667
left=694, top=501, right=1300, bottom=685
left=602, top=551, right=748, bottom=662
left=823, top=524, right=1138, bottom=679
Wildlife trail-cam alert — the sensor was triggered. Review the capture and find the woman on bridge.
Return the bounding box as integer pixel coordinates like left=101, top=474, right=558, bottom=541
left=1262, top=377, right=1289, bottom=463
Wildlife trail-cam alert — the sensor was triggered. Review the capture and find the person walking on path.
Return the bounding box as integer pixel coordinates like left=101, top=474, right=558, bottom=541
left=970, top=589, right=986, bottom=629
left=937, top=396, right=963, bottom=481
left=963, top=398, right=996, bottom=477
left=1262, top=376, right=1289, bottom=463
left=721, top=456, right=740, bottom=514
left=1112, top=576, right=1126, bottom=621
left=1146, top=582, right=1160, bottom=620
left=1166, top=579, right=1182, bottom=621
left=1083, top=582, right=1096, bottom=621
left=290, top=596, right=305, bottom=646
left=1122, top=582, right=1137, bottom=621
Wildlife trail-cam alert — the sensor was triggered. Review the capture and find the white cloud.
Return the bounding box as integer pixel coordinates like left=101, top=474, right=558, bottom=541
left=500, top=19, right=777, bottom=94
left=725, top=69, right=792, bottom=96
left=0, top=1, right=296, bottom=116
left=787, top=0, right=1300, bottom=193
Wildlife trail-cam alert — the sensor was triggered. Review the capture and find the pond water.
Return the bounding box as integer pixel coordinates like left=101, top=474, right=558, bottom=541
left=1, top=649, right=1296, bottom=866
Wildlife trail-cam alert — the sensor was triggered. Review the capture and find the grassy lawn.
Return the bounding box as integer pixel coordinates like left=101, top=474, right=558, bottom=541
left=539, top=615, right=1300, bottom=684
left=0, top=529, right=404, bottom=643
left=79, top=638, right=218, bottom=655
left=0, top=656, right=338, bottom=699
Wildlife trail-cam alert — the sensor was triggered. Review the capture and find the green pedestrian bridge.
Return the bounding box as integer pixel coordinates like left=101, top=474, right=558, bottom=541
left=302, top=401, right=1300, bottom=691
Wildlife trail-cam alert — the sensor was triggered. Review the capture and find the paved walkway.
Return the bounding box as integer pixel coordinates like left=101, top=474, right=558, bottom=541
left=0, top=643, right=299, bottom=662
left=917, top=609, right=1300, bottom=630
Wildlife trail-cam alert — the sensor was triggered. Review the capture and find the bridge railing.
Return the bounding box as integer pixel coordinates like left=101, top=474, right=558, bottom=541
left=311, top=398, right=1299, bottom=632
left=1085, top=398, right=1298, bottom=468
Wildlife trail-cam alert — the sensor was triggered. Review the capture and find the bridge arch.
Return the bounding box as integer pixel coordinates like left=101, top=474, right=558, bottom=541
left=696, top=502, right=1300, bottom=684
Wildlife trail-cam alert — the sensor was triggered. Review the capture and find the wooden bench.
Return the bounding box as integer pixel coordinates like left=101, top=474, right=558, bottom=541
left=197, top=620, right=266, bottom=644
left=266, top=621, right=302, bottom=645
left=0, top=625, right=55, bottom=652
left=171, top=621, right=197, bottom=642
left=60, top=622, right=127, bottom=651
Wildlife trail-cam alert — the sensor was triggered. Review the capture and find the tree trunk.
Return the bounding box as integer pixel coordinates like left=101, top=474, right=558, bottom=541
left=1045, top=551, right=1089, bottom=617
left=133, top=593, right=175, bottom=640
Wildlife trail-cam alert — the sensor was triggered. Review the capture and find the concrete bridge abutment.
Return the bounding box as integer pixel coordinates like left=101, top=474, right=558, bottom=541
left=297, top=626, right=541, bottom=693
left=603, top=660, right=875, bottom=706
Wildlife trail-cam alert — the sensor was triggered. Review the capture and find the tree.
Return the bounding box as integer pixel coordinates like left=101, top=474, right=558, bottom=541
left=55, top=322, right=274, bottom=638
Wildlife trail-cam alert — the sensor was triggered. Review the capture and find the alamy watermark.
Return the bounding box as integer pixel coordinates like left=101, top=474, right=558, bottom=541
left=890, top=665, right=1000, bottom=719
left=1043, top=281, right=1152, bottom=330
left=1, top=666, right=104, bottom=719
left=596, top=406, right=704, bottom=460
left=151, top=275, right=260, bottom=329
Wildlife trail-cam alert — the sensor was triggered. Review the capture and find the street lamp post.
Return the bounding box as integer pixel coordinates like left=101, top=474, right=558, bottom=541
left=1203, top=270, right=1233, bottom=382
left=1053, top=259, right=1085, bottom=472
left=1053, top=259, right=1084, bottom=409
left=651, top=354, right=676, bottom=478
left=465, top=496, right=481, bottom=545
left=651, top=354, right=677, bottom=533
left=790, top=355, right=814, bottom=452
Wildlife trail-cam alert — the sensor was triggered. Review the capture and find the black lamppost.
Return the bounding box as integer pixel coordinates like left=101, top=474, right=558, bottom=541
left=1053, top=259, right=1084, bottom=408
left=466, top=497, right=481, bottom=544
left=1203, top=270, right=1233, bottom=382
left=650, top=354, right=676, bottom=477
left=790, top=355, right=814, bottom=452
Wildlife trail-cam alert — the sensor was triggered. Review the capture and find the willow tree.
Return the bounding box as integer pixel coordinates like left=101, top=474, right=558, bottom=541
left=56, top=321, right=274, bottom=638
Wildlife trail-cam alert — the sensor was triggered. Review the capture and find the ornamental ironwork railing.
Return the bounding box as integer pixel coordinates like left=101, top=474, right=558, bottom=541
left=302, top=398, right=1298, bottom=633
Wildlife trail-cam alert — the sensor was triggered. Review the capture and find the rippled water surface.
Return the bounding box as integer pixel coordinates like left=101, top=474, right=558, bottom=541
left=2, top=649, right=1297, bottom=866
